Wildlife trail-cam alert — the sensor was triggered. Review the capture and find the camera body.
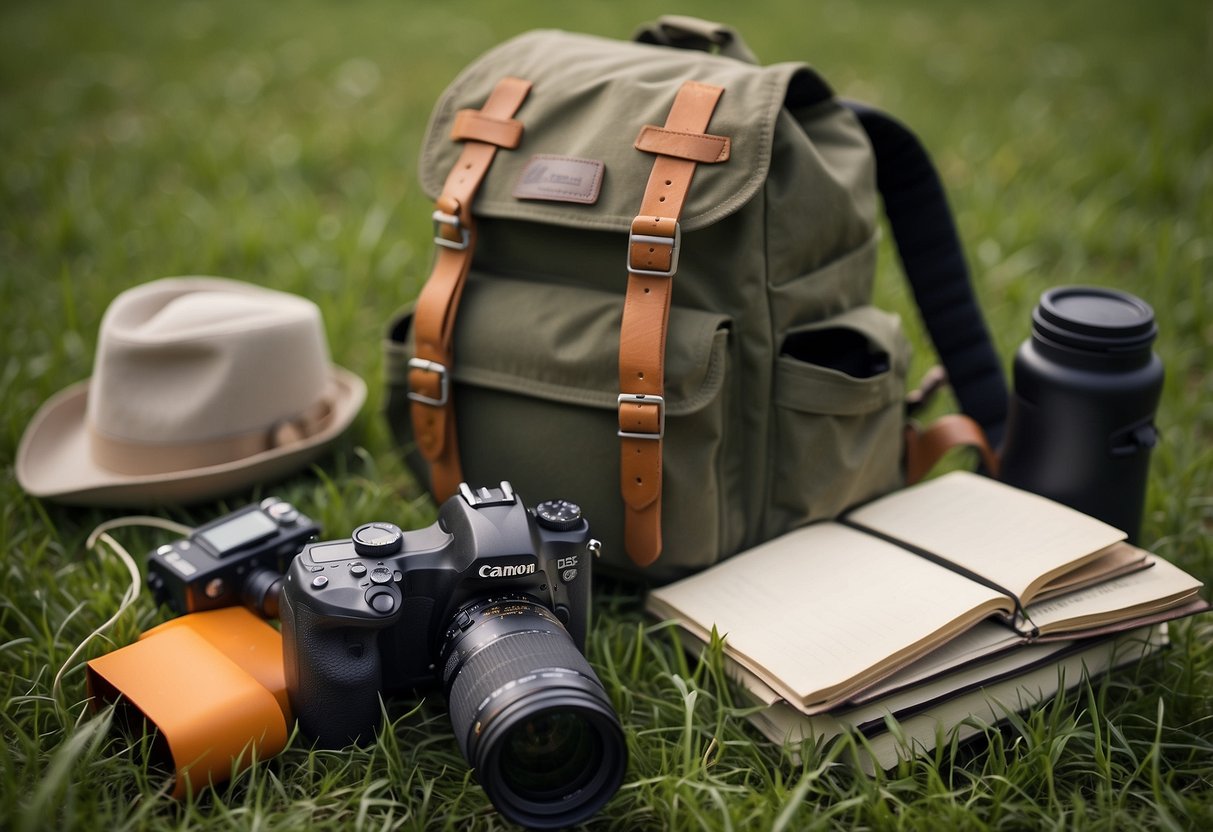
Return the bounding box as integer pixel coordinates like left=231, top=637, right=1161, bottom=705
left=147, top=497, right=319, bottom=618
left=280, top=482, right=598, bottom=748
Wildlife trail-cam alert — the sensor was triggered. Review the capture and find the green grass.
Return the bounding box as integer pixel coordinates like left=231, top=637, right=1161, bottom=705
left=2, top=0, right=1211, bottom=828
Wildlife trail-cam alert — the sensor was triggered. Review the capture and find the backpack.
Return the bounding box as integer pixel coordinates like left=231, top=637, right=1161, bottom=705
left=385, top=16, right=1008, bottom=582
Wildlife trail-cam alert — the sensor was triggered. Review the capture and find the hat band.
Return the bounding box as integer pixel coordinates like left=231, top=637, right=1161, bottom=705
left=88, top=398, right=334, bottom=476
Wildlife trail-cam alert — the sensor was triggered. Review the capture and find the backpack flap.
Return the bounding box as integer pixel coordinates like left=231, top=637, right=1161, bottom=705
left=417, top=29, right=837, bottom=235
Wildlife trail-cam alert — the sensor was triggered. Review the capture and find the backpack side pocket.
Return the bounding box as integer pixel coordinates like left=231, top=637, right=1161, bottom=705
left=766, top=305, right=910, bottom=537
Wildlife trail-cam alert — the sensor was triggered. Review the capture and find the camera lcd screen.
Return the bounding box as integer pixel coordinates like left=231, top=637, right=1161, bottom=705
left=198, top=510, right=278, bottom=556
left=309, top=541, right=356, bottom=563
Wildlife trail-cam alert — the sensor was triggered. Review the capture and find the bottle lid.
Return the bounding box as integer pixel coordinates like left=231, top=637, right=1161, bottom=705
left=1033, top=286, right=1157, bottom=355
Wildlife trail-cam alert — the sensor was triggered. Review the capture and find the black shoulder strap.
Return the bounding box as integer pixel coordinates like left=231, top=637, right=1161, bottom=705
left=842, top=101, right=1009, bottom=448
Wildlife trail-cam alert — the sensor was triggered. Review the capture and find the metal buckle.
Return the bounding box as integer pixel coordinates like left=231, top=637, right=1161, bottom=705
left=626, top=222, right=681, bottom=277
left=432, top=210, right=470, bottom=251
left=617, top=393, right=665, bottom=440
left=406, top=358, right=449, bottom=407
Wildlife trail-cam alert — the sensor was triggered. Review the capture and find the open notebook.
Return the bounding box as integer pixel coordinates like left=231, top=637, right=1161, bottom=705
left=646, top=472, right=1205, bottom=713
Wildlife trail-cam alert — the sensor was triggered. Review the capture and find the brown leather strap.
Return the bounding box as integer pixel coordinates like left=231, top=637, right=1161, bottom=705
left=619, top=80, right=728, bottom=567
left=634, top=125, right=731, bottom=163
left=409, top=77, right=531, bottom=500
left=904, top=413, right=1001, bottom=484
left=450, top=109, right=525, bottom=149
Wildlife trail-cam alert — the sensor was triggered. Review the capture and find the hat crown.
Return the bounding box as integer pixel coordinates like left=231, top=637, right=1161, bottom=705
left=88, top=278, right=330, bottom=444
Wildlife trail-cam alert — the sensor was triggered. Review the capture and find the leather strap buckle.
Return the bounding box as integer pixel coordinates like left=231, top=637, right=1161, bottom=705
left=432, top=209, right=470, bottom=251
left=617, top=394, right=665, bottom=439
left=627, top=222, right=681, bottom=277
left=407, top=358, right=449, bottom=407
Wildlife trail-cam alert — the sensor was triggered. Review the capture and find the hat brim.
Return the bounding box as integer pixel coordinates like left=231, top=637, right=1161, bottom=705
left=15, top=366, right=366, bottom=507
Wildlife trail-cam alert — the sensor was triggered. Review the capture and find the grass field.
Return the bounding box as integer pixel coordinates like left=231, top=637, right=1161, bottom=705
left=2, top=0, right=1211, bottom=829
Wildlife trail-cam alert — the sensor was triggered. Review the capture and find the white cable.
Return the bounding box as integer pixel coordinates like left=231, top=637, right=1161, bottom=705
left=86, top=515, right=195, bottom=544
left=52, top=516, right=195, bottom=710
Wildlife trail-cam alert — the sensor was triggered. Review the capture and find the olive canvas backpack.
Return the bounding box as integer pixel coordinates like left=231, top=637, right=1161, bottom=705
left=385, top=17, right=1008, bottom=582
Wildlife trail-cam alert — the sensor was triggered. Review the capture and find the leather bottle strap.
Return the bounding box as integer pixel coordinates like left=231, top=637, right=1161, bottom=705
left=619, top=80, right=728, bottom=566
left=409, top=76, right=531, bottom=500
left=904, top=413, right=1001, bottom=484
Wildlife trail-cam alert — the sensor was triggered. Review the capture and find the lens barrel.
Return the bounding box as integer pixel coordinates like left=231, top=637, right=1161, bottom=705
left=241, top=567, right=283, bottom=619
left=442, top=597, right=626, bottom=830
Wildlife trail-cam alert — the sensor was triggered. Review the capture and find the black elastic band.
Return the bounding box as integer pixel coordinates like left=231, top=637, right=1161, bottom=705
left=839, top=516, right=1035, bottom=636
left=842, top=101, right=1009, bottom=449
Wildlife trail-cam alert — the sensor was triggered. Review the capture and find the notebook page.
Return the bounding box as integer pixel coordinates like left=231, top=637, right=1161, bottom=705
left=646, top=522, right=1006, bottom=705
left=854, top=625, right=1166, bottom=772
left=756, top=626, right=1166, bottom=770
left=1025, top=554, right=1203, bottom=633
left=846, top=472, right=1126, bottom=603
left=842, top=638, right=1074, bottom=727
left=848, top=620, right=1025, bottom=703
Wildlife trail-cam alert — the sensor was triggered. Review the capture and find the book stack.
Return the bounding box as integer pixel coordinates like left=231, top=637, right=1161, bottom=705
left=646, top=473, right=1208, bottom=771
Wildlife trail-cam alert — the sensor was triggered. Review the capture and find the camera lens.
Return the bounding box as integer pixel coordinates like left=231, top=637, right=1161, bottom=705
left=442, top=597, right=626, bottom=830
left=498, top=708, right=599, bottom=798
left=240, top=567, right=283, bottom=619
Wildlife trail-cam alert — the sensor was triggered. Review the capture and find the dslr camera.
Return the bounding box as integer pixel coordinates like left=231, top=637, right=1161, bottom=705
left=280, top=482, right=626, bottom=830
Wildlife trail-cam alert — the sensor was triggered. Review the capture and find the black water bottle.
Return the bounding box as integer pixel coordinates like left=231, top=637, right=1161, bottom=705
left=1000, top=286, right=1163, bottom=543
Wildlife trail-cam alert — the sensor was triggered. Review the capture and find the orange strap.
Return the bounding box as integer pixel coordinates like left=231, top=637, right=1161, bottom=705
left=619, top=81, right=728, bottom=566
left=409, top=77, right=531, bottom=500
left=904, top=413, right=1001, bottom=484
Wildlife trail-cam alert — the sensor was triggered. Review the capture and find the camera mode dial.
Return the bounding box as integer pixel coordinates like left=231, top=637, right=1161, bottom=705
left=534, top=499, right=583, bottom=531
left=352, top=522, right=404, bottom=557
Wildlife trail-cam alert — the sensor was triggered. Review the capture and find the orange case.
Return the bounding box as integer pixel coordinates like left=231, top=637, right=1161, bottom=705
left=86, top=607, right=291, bottom=798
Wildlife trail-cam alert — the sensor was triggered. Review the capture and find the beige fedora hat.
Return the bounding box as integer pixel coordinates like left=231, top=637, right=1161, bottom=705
left=16, top=277, right=366, bottom=506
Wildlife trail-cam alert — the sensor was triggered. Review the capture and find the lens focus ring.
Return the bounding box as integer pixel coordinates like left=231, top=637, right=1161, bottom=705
left=447, top=628, right=594, bottom=747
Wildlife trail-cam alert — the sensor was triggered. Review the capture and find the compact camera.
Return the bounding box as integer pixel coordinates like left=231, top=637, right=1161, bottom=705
left=146, top=497, right=319, bottom=618
left=280, top=482, right=626, bottom=830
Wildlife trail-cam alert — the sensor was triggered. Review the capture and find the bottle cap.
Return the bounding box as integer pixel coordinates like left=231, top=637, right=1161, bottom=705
left=1033, top=286, right=1157, bottom=355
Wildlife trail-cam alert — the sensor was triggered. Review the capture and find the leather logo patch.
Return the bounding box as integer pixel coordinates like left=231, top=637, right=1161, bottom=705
left=513, top=155, right=604, bottom=205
